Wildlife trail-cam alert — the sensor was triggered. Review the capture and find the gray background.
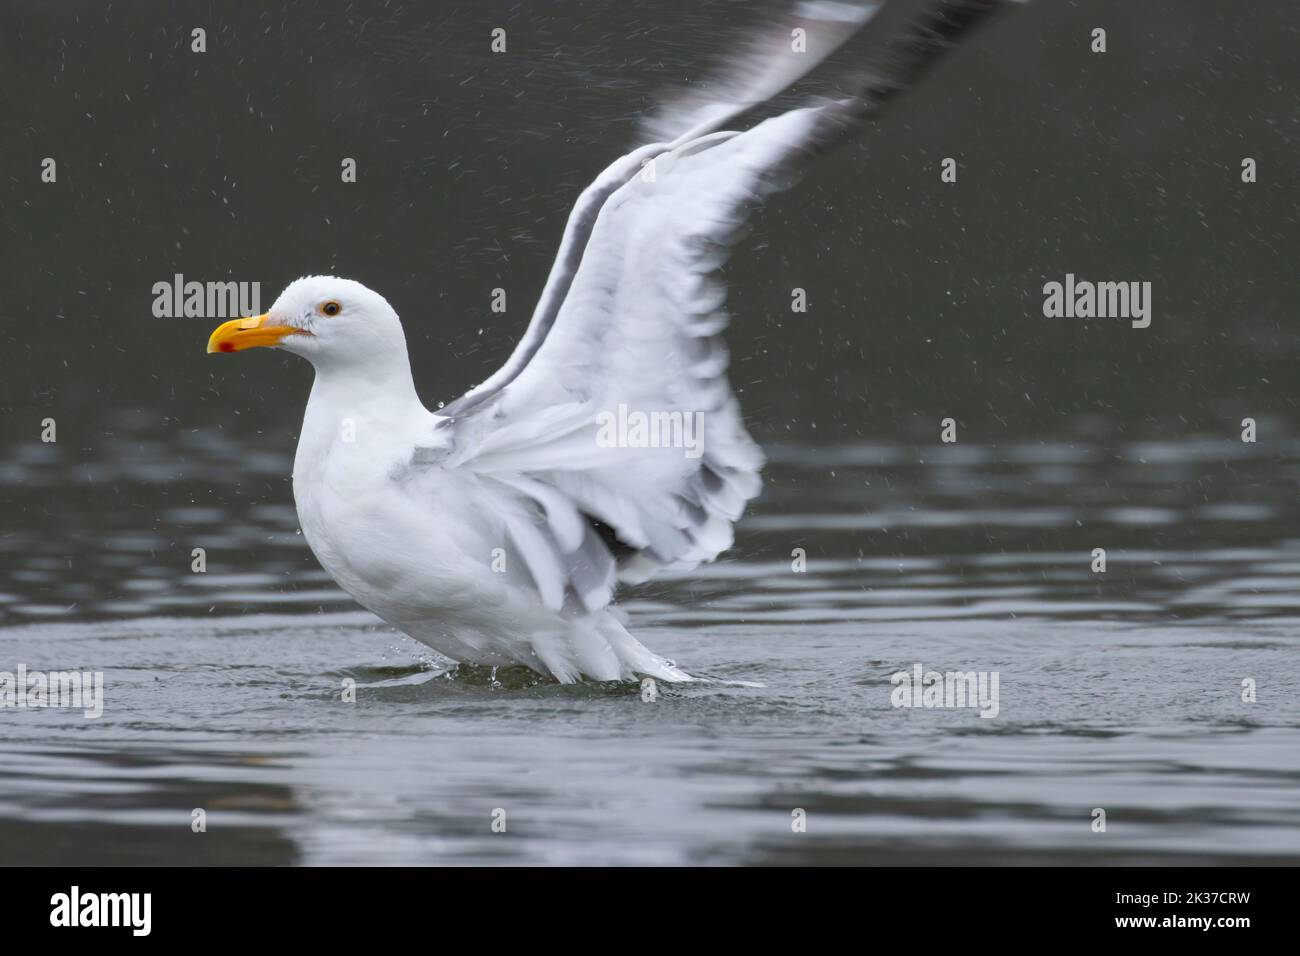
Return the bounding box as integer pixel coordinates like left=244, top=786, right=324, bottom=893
left=2, top=0, right=1296, bottom=445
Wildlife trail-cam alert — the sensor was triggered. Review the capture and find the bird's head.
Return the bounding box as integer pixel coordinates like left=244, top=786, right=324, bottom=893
left=206, top=276, right=409, bottom=376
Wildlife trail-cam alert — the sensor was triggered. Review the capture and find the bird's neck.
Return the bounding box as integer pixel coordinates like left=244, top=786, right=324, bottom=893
left=307, top=339, right=424, bottom=414
left=296, top=350, right=429, bottom=476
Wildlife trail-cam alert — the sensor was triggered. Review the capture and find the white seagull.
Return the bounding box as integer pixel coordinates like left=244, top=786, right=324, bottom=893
left=206, top=1, right=1016, bottom=682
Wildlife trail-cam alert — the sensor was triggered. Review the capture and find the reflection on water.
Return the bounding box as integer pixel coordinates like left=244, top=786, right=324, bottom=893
left=7, top=425, right=1300, bottom=624
left=2, top=426, right=1300, bottom=864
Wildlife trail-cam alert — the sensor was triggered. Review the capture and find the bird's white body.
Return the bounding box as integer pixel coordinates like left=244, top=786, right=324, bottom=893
left=283, top=307, right=691, bottom=680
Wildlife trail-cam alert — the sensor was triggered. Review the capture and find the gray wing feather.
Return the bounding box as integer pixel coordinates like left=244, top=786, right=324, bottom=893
left=435, top=0, right=1020, bottom=613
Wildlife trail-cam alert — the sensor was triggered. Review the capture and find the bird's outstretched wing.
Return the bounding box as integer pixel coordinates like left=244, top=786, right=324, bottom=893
left=442, top=0, right=890, bottom=421
left=434, top=0, right=1019, bottom=614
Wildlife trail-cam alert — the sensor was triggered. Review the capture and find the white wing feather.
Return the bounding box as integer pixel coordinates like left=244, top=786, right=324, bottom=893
left=440, top=109, right=826, bottom=612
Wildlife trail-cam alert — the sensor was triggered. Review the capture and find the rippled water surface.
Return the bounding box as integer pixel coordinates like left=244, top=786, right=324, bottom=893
left=3, top=426, right=1299, bottom=865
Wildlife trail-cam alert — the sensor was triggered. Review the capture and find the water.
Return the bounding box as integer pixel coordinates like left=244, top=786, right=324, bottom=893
left=3, top=425, right=1299, bottom=865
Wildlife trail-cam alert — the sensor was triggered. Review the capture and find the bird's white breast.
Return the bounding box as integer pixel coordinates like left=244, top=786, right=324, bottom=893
left=290, top=385, right=447, bottom=616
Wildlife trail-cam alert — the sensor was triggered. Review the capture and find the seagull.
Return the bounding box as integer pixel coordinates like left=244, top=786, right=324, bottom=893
left=205, top=1, right=1017, bottom=683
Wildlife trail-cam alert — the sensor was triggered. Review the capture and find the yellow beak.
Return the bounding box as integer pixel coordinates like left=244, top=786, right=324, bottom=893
left=206, top=314, right=303, bottom=353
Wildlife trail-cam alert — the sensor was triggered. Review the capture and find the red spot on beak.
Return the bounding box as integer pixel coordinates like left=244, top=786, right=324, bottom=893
left=219, top=341, right=235, bottom=353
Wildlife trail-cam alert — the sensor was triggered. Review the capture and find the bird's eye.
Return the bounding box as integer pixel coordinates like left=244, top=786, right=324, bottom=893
left=319, top=300, right=342, bottom=317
